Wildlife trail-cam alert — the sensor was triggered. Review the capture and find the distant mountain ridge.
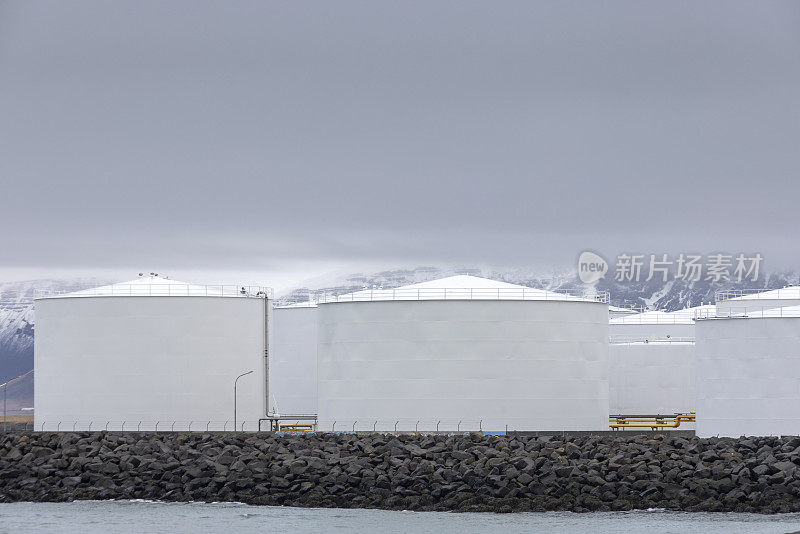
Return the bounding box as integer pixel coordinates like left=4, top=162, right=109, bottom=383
left=2, top=268, right=798, bottom=408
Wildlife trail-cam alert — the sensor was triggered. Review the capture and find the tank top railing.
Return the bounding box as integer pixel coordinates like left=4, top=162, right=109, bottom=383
left=34, top=285, right=273, bottom=299
left=715, top=287, right=800, bottom=302
left=314, top=287, right=609, bottom=304
left=609, top=335, right=695, bottom=344
left=695, top=306, right=800, bottom=320
left=610, top=314, right=698, bottom=325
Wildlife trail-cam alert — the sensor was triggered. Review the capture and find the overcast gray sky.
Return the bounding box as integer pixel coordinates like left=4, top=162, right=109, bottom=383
left=2, top=1, right=799, bottom=286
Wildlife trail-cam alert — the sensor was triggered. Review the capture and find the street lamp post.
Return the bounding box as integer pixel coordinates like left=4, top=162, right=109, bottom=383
left=1, top=371, right=33, bottom=433
left=234, top=370, right=254, bottom=432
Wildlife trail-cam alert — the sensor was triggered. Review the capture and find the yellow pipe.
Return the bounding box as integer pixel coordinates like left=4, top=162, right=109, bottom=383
left=609, top=413, right=695, bottom=429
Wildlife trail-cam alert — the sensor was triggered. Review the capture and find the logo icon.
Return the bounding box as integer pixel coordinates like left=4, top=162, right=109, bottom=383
left=578, top=251, right=608, bottom=284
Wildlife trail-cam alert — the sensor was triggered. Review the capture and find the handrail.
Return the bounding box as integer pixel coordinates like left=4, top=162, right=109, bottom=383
left=34, top=285, right=272, bottom=299
left=609, top=336, right=695, bottom=344
left=610, top=315, right=695, bottom=325
left=314, top=287, right=610, bottom=304
left=716, top=287, right=800, bottom=302
left=695, top=306, right=800, bottom=320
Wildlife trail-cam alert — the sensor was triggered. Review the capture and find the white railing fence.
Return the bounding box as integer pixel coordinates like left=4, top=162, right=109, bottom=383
left=34, top=285, right=273, bottom=299
left=314, top=287, right=610, bottom=304
left=611, top=315, right=694, bottom=325
left=715, top=288, right=800, bottom=302
left=695, top=306, right=800, bottom=320
left=609, top=336, right=695, bottom=344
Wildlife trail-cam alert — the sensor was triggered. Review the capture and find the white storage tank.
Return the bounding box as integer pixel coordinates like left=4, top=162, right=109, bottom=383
left=271, top=303, right=318, bottom=416
left=609, top=339, right=695, bottom=416
left=715, top=286, right=800, bottom=316
left=609, top=304, right=714, bottom=341
left=607, top=305, right=710, bottom=419
left=695, top=305, right=800, bottom=437
left=316, top=275, right=610, bottom=432
left=34, top=275, right=270, bottom=431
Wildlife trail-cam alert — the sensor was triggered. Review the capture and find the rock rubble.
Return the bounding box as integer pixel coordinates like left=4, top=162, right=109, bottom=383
left=3, top=432, right=800, bottom=513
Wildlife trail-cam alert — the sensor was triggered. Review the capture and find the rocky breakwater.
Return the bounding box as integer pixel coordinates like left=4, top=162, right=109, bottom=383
left=3, top=432, right=800, bottom=513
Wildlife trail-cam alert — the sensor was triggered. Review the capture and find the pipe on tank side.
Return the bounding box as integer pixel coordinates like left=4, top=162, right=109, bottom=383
left=264, top=296, right=270, bottom=418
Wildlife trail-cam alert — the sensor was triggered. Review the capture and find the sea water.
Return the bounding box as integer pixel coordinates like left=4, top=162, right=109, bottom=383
left=1, top=501, right=800, bottom=534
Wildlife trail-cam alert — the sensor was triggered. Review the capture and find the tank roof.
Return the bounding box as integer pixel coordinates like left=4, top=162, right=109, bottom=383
left=316, top=275, right=608, bottom=304
left=399, top=275, right=532, bottom=291
left=35, top=275, right=270, bottom=299
left=608, top=305, right=640, bottom=314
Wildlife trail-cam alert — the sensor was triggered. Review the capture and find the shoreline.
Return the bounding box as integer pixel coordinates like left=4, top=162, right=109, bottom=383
left=2, top=432, right=800, bottom=513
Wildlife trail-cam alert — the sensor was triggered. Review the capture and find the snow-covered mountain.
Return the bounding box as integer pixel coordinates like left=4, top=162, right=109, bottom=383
left=0, top=281, right=36, bottom=382
left=0, top=278, right=112, bottom=409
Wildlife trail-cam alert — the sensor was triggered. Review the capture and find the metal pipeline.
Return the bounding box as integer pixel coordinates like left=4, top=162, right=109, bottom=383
left=609, top=413, right=695, bottom=429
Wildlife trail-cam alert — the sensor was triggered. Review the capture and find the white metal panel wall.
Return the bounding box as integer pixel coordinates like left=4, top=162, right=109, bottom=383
left=609, top=343, right=695, bottom=414
left=34, top=296, right=267, bottom=431
left=696, top=317, right=800, bottom=437
left=271, top=307, right=317, bottom=415
left=317, top=300, right=609, bottom=432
